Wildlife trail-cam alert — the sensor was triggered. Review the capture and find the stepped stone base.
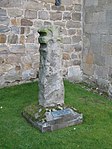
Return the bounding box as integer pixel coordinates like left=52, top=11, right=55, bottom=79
left=23, top=107, right=83, bottom=132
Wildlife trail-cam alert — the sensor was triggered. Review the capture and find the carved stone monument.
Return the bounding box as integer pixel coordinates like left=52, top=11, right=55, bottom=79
left=38, top=26, right=64, bottom=107
left=23, top=26, right=83, bottom=132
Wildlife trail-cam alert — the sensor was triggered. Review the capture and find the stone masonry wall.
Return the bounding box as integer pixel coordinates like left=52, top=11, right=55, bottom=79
left=83, top=0, right=112, bottom=96
left=0, top=0, right=83, bottom=87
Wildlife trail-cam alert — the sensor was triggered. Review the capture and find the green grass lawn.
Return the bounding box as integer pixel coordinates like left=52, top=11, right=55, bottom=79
left=0, top=81, right=112, bottom=149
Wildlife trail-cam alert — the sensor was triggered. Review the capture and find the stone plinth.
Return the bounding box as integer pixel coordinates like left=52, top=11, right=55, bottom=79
left=23, top=104, right=83, bottom=132
left=38, top=26, right=64, bottom=107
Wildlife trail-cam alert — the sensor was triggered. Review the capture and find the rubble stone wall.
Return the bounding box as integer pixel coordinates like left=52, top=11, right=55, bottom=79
left=83, top=0, right=112, bottom=96
left=0, top=0, right=83, bottom=87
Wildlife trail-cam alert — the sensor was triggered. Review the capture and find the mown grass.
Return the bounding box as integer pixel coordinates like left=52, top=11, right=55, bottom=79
left=0, top=81, right=112, bottom=149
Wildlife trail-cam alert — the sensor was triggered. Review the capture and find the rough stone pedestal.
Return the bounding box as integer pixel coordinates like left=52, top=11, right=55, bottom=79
left=23, top=26, right=83, bottom=132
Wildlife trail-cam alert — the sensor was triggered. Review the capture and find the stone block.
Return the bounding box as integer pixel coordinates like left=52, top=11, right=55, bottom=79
left=44, top=21, right=52, bottom=26
left=11, top=18, right=21, bottom=26
left=63, top=37, right=71, bottom=44
left=22, top=69, right=35, bottom=80
left=25, top=10, right=37, bottom=19
left=66, top=21, right=81, bottom=28
left=7, top=9, right=23, bottom=17
left=20, top=35, right=25, bottom=44
left=68, top=29, right=76, bottom=35
left=50, top=12, right=62, bottom=21
left=0, top=45, right=8, bottom=55
left=63, top=12, right=71, bottom=20
left=63, top=53, right=70, bottom=60
left=44, top=3, right=50, bottom=10
left=21, top=19, right=33, bottom=26
left=38, top=11, right=49, bottom=20
left=11, top=26, right=19, bottom=34
left=23, top=1, right=44, bottom=10
left=73, top=60, right=81, bottom=65
left=0, top=0, right=22, bottom=7
left=9, top=45, right=25, bottom=54
left=34, top=20, right=43, bottom=28
left=51, top=5, right=65, bottom=11
left=26, top=34, right=34, bottom=43
left=0, top=8, right=7, bottom=16
left=75, top=4, right=81, bottom=11
left=0, top=25, right=10, bottom=33
left=66, top=6, right=73, bottom=11
left=61, top=0, right=73, bottom=5
left=72, top=13, right=81, bottom=21
left=71, top=53, right=78, bottom=59
left=72, top=36, right=81, bottom=43
left=8, top=34, right=18, bottom=44
left=0, top=34, right=6, bottom=43
left=68, top=66, right=82, bottom=82
left=0, top=17, right=9, bottom=25
left=54, top=21, right=65, bottom=28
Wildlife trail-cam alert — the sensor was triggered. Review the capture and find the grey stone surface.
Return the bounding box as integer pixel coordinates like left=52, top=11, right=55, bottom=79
left=38, top=11, right=49, bottom=20
left=7, top=9, right=23, bottom=17
left=38, top=26, right=64, bottom=107
left=8, top=34, right=18, bottom=44
left=23, top=108, right=83, bottom=132
left=25, top=10, right=37, bottom=19
left=0, top=25, right=10, bottom=33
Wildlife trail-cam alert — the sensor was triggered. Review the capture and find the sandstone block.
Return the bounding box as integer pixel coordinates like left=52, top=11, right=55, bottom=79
left=0, top=34, right=6, bottom=43
left=63, top=53, right=70, bottom=60
left=21, top=19, right=33, bottom=26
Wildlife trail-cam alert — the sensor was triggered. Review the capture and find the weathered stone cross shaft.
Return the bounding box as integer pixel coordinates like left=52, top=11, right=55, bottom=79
left=38, top=26, right=64, bottom=107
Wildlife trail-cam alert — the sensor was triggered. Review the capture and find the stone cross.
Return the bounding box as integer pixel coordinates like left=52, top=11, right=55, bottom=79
left=38, top=26, right=64, bottom=107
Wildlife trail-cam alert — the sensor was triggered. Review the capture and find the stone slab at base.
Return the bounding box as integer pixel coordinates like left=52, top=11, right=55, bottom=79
left=23, top=108, right=83, bottom=132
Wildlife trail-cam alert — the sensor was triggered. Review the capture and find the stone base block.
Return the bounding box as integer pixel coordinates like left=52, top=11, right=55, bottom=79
left=23, top=106, right=83, bottom=132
